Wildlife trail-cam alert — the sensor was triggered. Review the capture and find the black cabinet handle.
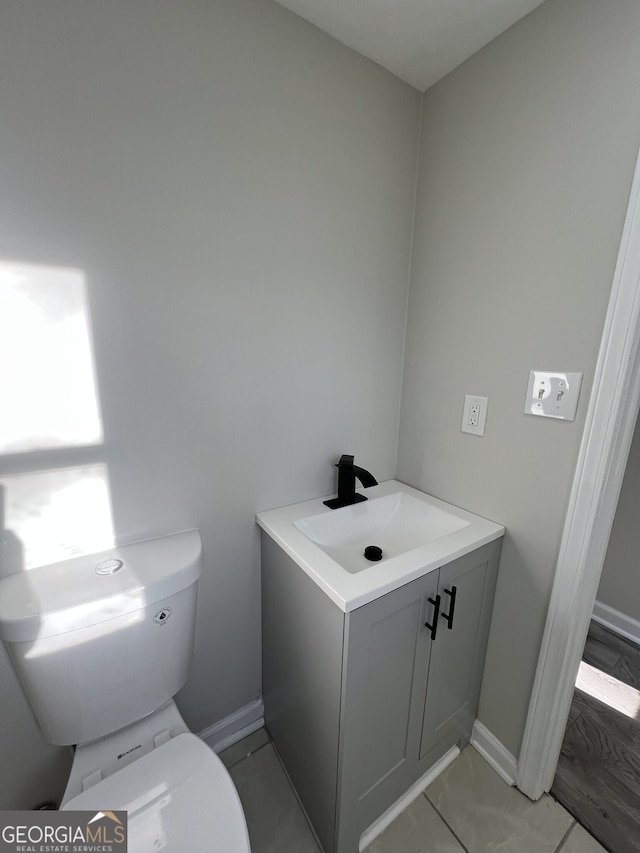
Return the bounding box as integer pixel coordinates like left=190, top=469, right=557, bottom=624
left=424, top=594, right=441, bottom=641
left=442, top=585, right=457, bottom=629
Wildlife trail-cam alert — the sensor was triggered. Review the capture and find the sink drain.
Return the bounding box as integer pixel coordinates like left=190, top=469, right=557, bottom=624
left=364, top=545, right=383, bottom=562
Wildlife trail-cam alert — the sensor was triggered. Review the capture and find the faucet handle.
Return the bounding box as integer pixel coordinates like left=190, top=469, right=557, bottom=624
left=336, top=454, right=354, bottom=468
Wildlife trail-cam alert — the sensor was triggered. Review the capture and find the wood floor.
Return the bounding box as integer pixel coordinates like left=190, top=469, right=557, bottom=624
left=551, top=620, right=640, bottom=853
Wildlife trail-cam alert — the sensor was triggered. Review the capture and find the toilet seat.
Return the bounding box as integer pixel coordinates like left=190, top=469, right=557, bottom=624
left=63, top=733, right=251, bottom=852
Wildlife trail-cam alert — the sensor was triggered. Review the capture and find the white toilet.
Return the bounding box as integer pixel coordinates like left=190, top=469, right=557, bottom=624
left=0, top=529, right=251, bottom=852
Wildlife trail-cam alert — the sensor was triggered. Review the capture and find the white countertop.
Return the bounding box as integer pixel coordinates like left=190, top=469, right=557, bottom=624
left=256, top=480, right=504, bottom=612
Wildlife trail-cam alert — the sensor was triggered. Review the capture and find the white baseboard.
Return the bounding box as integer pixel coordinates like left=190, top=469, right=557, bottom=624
left=198, top=697, right=265, bottom=753
left=592, top=600, right=640, bottom=646
left=358, top=746, right=460, bottom=851
left=471, top=720, right=517, bottom=787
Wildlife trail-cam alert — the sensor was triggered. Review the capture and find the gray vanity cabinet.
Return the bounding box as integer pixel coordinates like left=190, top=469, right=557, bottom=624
left=261, top=534, right=502, bottom=853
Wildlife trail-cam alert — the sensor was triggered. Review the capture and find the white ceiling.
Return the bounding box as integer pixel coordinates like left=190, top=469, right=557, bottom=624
left=273, top=0, right=547, bottom=91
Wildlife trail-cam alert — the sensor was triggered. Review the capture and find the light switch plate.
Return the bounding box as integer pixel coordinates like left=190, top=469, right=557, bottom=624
left=524, top=371, right=583, bottom=420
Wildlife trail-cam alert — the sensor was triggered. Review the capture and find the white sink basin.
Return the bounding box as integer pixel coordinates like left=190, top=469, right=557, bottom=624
left=294, top=492, right=469, bottom=574
left=257, top=480, right=504, bottom=611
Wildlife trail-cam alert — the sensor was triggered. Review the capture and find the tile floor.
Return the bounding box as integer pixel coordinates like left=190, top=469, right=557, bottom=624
left=217, top=728, right=608, bottom=853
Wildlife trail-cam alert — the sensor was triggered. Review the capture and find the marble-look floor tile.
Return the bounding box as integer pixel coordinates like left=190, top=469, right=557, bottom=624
left=216, top=726, right=270, bottom=769
left=229, top=743, right=321, bottom=853
left=560, top=822, right=609, bottom=853
left=426, top=747, right=573, bottom=853
left=365, top=794, right=466, bottom=853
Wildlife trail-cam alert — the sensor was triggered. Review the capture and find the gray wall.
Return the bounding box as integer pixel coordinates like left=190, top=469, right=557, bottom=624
left=397, top=0, right=640, bottom=757
left=598, top=414, right=640, bottom=623
left=0, top=0, right=420, bottom=807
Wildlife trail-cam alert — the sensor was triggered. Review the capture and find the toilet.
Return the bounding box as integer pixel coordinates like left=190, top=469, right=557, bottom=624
left=0, top=529, right=250, bottom=852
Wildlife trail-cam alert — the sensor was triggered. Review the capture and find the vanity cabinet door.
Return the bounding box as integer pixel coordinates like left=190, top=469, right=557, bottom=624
left=419, top=542, right=499, bottom=761
left=337, top=570, right=439, bottom=851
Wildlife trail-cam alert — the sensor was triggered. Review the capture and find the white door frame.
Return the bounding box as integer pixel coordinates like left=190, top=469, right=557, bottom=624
left=517, top=143, right=640, bottom=799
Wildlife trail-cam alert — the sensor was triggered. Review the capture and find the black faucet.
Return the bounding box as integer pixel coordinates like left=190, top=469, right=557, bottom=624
left=323, top=454, right=378, bottom=509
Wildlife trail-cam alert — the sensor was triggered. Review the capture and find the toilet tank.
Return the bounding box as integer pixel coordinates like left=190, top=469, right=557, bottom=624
left=0, top=529, right=202, bottom=746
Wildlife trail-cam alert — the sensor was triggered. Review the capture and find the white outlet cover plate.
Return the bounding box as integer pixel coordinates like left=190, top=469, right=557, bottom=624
left=525, top=371, right=583, bottom=420
left=462, top=395, right=488, bottom=436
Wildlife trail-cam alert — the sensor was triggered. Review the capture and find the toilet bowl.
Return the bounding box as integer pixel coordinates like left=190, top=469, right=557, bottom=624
left=0, top=530, right=250, bottom=852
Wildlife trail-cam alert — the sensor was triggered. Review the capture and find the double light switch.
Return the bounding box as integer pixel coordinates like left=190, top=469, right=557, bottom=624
left=524, top=371, right=583, bottom=421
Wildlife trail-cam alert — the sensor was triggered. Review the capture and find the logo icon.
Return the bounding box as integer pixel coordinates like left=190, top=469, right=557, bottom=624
left=153, top=607, right=172, bottom=625
left=88, top=811, right=123, bottom=826
left=0, top=809, right=128, bottom=852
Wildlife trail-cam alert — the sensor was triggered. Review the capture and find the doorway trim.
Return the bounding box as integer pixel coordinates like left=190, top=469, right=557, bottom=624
left=517, top=143, right=640, bottom=799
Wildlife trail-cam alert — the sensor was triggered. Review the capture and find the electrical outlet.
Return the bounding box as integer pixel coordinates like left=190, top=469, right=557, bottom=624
left=462, top=395, right=488, bottom=436
left=524, top=371, right=583, bottom=420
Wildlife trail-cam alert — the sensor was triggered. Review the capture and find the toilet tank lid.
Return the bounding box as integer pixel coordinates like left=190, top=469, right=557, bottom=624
left=0, top=529, right=202, bottom=643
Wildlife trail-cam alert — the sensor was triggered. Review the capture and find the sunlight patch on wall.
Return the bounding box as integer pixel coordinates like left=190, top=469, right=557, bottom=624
left=1, top=466, right=115, bottom=571
left=0, top=260, right=103, bottom=454
left=0, top=258, right=115, bottom=570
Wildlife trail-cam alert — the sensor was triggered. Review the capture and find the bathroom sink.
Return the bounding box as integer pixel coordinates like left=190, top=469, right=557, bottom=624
left=294, top=492, right=469, bottom=573
left=257, top=480, right=504, bottom=611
